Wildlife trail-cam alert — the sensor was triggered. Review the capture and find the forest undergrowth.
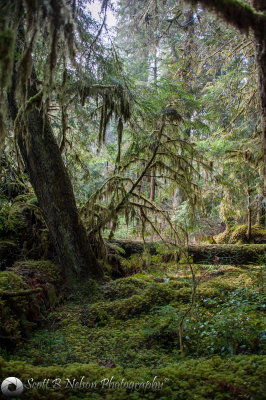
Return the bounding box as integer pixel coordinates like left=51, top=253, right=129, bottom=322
left=1, top=252, right=265, bottom=399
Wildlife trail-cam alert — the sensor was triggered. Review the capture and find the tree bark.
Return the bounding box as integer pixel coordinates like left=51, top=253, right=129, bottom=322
left=252, top=0, right=266, bottom=227
left=257, top=194, right=264, bottom=225
left=150, top=166, right=156, bottom=201
left=247, top=185, right=252, bottom=241
left=8, top=79, right=103, bottom=280
left=21, top=110, right=102, bottom=279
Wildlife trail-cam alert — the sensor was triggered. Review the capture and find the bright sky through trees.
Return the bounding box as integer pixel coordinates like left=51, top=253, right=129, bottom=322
left=88, top=0, right=117, bottom=28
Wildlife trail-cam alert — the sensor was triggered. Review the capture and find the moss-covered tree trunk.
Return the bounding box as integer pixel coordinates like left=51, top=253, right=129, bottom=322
left=8, top=82, right=103, bottom=280
left=252, top=0, right=266, bottom=227
left=21, top=110, right=102, bottom=279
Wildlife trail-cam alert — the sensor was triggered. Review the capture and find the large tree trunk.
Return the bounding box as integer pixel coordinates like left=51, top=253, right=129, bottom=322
left=8, top=82, right=103, bottom=280
left=252, top=0, right=266, bottom=227
left=21, top=110, right=102, bottom=279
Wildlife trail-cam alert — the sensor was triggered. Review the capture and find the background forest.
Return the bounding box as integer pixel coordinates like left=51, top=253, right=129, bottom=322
left=0, top=0, right=265, bottom=399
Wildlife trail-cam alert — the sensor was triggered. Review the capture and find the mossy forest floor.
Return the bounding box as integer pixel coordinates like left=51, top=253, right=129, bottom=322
left=0, top=255, right=265, bottom=399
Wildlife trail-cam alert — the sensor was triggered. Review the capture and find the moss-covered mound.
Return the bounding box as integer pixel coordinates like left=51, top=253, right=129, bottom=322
left=0, top=355, right=265, bottom=399
left=0, top=198, right=55, bottom=264
left=81, top=283, right=193, bottom=327
left=215, top=224, right=266, bottom=244
left=1, top=261, right=265, bottom=399
left=12, top=259, right=62, bottom=285
left=0, top=271, right=35, bottom=340
left=0, top=261, right=62, bottom=341
left=102, top=277, right=150, bottom=300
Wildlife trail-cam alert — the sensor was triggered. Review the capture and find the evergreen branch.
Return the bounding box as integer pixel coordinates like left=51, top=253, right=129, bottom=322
left=185, top=0, right=266, bottom=38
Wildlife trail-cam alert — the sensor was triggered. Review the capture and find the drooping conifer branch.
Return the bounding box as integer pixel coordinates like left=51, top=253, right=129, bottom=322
left=184, top=0, right=266, bottom=37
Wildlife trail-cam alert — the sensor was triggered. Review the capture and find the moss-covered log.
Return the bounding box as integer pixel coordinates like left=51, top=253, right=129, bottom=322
left=111, top=239, right=159, bottom=258
left=188, top=244, right=266, bottom=264
left=0, top=287, right=42, bottom=298
left=112, top=240, right=266, bottom=264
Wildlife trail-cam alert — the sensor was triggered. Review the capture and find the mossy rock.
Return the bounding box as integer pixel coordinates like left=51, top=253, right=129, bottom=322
left=0, top=200, right=54, bottom=260
left=12, top=260, right=62, bottom=284
left=0, top=355, right=265, bottom=399
left=0, top=270, right=28, bottom=294
left=215, top=225, right=266, bottom=244
left=0, top=205, right=27, bottom=239
left=0, top=261, right=62, bottom=342
left=0, top=271, right=32, bottom=340
left=230, top=224, right=266, bottom=244
left=214, top=228, right=231, bottom=244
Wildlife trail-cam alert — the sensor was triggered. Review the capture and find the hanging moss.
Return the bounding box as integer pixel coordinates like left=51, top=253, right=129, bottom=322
left=186, top=0, right=266, bottom=37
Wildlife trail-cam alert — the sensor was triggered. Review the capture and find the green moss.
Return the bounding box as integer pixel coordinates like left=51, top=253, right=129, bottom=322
left=0, top=262, right=62, bottom=340
left=0, top=355, right=265, bottom=399
left=1, top=257, right=264, bottom=399
left=81, top=284, right=191, bottom=327
left=13, top=194, right=38, bottom=204
left=0, top=270, right=27, bottom=292
left=131, top=273, right=154, bottom=282
left=13, top=260, right=62, bottom=284
left=189, top=243, right=266, bottom=264
left=214, top=228, right=231, bottom=244
left=0, top=205, right=26, bottom=238
left=215, top=225, right=266, bottom=244
left=0, top=271, right=30, bottom=338
left=103, top=277, right=149, bottom=300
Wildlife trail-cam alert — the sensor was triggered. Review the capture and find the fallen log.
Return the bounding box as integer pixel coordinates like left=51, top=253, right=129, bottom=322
left=111, top=240, right=266, bottom=264
left=188, top=244, right=266, bottom=264
left=0, top=287, right=43, bottom=299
